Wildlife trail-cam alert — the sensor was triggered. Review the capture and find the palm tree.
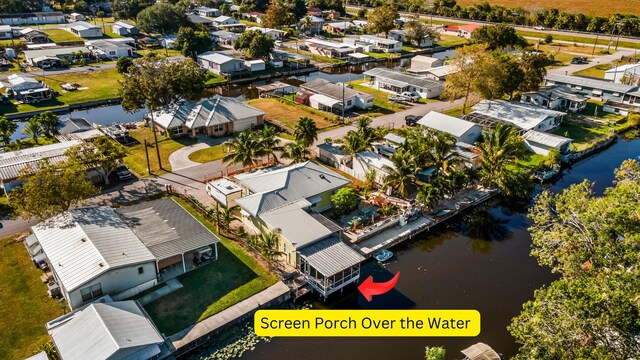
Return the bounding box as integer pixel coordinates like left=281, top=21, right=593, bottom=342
left=383, top=148, right=416, bottom=198
left=428, top=131, right=461, bottom=177
left=293, top=117, right=318, bottom=147
left=35, top=111, right=60, bottom=138
left=282, top=141, right=311, bottom=163
left=219, top=205, right=239, bottom=232
left=251, top=228, right=285, bottom=262
left=223, top=130, right=262, bottom=166
left=339, top=130, right=368, bottom=155
left=257, top=125, right=283, bottom=163
left=416, top=182, right=443, bottom=211
left=356, top=116, right=375, bottom=144
left=0, top=116, right=18, bottom=145
left=22, top=118, right=42, bottom=144
left=476, top=123, right=526, bottom=187
left=300, top=16, right=313, bottom=35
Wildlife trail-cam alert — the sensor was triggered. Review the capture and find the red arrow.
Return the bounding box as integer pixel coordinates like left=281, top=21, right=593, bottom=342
left=358, top=272, right=400, bottom=302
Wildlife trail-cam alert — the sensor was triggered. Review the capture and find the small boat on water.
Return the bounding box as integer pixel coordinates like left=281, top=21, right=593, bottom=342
left=374, top=249, right=394, bottom=262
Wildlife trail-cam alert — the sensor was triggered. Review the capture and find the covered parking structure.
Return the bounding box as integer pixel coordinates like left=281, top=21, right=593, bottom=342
left=298, top=236, right=365, bottom=298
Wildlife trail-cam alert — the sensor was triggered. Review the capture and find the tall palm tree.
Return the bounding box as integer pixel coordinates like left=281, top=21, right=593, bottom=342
left=356, top=116, right=375, bottom=144
left=35, top=111, right=60, bottom=138
left=428, top=131, right=461, bottom=177
left=219, top=205, right=239, bottom=231
left=223, top=130, right=262, bottom=166
left=258, top=125, right=283, bottom=163
left=383, top=148, right=416, bottom=198
left=339, top=130, right=368, bottom=156
left=251, top=228, right=285, bottom=262
left=293, top=117, right=318, bottom=148
left=416, top=182, right=443, bottom=211
left=300, top=16, right=313, bottom=35
left=282, top=141, right=310, bottom=163
left=22, top=118, right=42, bottom=144
left=476, top=123, right=526, bottom=187
left=0, top=116, right=18, bottom=145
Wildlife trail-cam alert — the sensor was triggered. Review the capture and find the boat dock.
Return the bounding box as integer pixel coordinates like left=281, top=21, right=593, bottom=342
left=355, top=188, right=496, bottom=258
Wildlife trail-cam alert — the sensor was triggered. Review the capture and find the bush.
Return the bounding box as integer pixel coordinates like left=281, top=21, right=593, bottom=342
left=357, top=8, right=367, bottom=19
left=424, top=346, right=446, bottom=360
left=331, top=187, right=359, bottom=216
left=544, top=34, right=553, bottom=44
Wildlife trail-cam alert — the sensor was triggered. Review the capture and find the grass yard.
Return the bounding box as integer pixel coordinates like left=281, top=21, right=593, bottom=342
left=535, top=42, right=605, bottom=56
left=442, top=105, right=465, bottom=117
left=122, top=127, right=198, bottom=175
left=295, top=50, right=345, bottom=65
left=517, top=29, right=640, bottom=50
left=141, top=197, right=278, bottom=335
left=572, top=64, right=613, bottom=78
left=188, top=144, right=228, bottom=163
left=436, top=34, right=468, bottom=48
left=455, top=0, right=640, bottom=17
left=517, top=154, right=546, bottom=170
left=135, top=48, right=184, bottom=58
left=349, top=79, right=407, bottom=114
left=364, top=51, right=402, bottom=59
left=246, top=98, right=337, bottom=131
left=41, top=28, right=81, bottom=43
left=205, top=72, right=227, bottom=85
left=551, top=120, right=613, bottom=151
left=0, top=235, right=66, bottom=360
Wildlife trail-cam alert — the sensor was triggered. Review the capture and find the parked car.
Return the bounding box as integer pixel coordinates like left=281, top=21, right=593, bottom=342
left=570, top=56, right=587, bottom=64
left=533, top=26, right=546, bottom=30
left=274, top=40, right=283, bottom=47
left=400, top=92, right=420, bottom=102
left=116, top=164, right=132, bottom=181
left=405, top=114, right=421, bottom=126
left=298, top=44, right=309, bottom=51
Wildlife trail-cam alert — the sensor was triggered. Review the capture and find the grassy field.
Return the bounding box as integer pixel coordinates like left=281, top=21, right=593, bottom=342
left=188, top=144, right=228, bottom=163
left=135, top=48, right=184, bottom=57
left=246, top=98, right=337, bottom=131
left=455, top=0, right=640, bottom=17
left=122, top=127, right=197, bottom=175
left=41, top=28, right=82, bottom=42
left=535, top=42, right=605, bottom=56
left=295, top=50, right=346, bottom=64
left=442, top=105, right=465, bottom=117
left=205, top=72, right=227, bottom=85
left=572, top=64, right=613, bottom=78
left=551, top=120, right=613, bottom=150
left=436, top=34, right=468, bottom=48
left=141, top=197, right=278, bottom=335
left=0, top=235, right=66, bottom=360
left=518, top=30, right=640, bottom=50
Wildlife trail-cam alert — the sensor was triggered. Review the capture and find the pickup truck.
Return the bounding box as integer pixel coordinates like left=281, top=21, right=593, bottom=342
left=405, top=115, right=421, bottom=126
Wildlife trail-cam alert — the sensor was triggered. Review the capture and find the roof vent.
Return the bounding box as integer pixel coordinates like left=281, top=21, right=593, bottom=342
left=81, top=238, right=86, bottom=242
left=99, top=262, right=104, bottom=267
left=122, top=252, right=126, bottom=256
left=319, top=174, right=326, bottom=179
left=58, top=263, right=63, bottom=267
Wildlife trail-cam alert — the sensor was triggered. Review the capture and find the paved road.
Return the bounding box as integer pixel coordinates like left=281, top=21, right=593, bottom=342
left=547, top=49, right=635, bottom=75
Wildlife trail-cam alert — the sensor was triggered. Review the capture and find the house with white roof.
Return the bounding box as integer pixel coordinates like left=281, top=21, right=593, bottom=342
left=213, top=15, right=238, bottom=26
left=323, top=21, right=355, bottom=34
left=0, top=25, right=12, bottom=39
left=299, top=16, right=324, bottom=34
left=197, top=51, right=246, bottom=75
left=46, top=296, right=166, bottom=360
left=417, top=111, right=483, bottom=144
left=0, top=74, right=53, bottom=102
left=544, top=73, right=636, bottom=104
left=64, top=21, right=102, bottom=38
left=358, top=35, right=402, bottom=53
left=306, top=38, right=357, bottom=59
left=194, top=6, right=220, bottom=17
left=604, top=63, right=640, bottom=85
left=520, top=85, right=588, bottom=113
left=111, top=21, right=139, bottom=36
left=153, top=96, right=265, bottom=137
left=0, top=12, right=66, bottom=26
left=299, top=78, right=374, bottom=111
left=211, top=30, right=240, bottom=45
left=523, top=130, right=572, bottom=156
left=247, top=26, right=284, bottom=40
left=363, top=68, right=444, bottom=99
left=234, top=161, right=364, bottom=298
left=469, top=100, right=566, bottom=133
left=408, top=55, right=444, bottom=72
left=86, top=39, right=133, bottom=58
left=389, top=29, right=434, bottom=48
left=348, top=150, right=395, bottom=185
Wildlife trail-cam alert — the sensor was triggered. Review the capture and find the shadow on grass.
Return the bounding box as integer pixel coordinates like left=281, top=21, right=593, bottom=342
left=142, top=246, right=259, bottom=335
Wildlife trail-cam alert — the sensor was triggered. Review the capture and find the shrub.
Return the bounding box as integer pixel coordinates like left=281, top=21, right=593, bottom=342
left=544, top=34, right=553, bottom=44
left=331, top=187, right=359, bottom=216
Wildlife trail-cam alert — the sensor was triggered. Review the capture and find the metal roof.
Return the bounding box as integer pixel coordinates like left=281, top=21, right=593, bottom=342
left=471, top=100, right=566, bottom=131
left=363, top=68, right=443, bottom=90
left=356, top=151, right=395, bottom=172
left=86, top=39, right=132, bottom=50
left=235, top=161, right=351, bottom=216
left=417, top=111, right=480, bottom=138
left=112, top=21, right=137, bottom=29
left=0, top=140, right=81, bottom=180
left=383, top=132, right=406, bottom=144
left=298, top=237, right=364, bottom=276
left=49, top=300, right=163, bottom=360
left=154, top=96, right=265, bottom=130
left=460, top=342, right=501, bottom=360
left=523, top=130, right=571, bottom=148
left=57, top=118, right=93, bottom=134
left=66, top=21, right=100, bottom=30
left=32, top=207, right=156, bottom=292
left=302, top=78, right=373, bottom=102
left=545, top=73, right=636, bottom=94
left=187, top=14, right=213, bottom=24
left=207, top=178, right=242, bottom=195
left=317, top=142, right=348, bottom=157
left=260, top=203, right=334, bottom=247
left=309, top=93, right=341, bottom=107
left=23, top=46, right=90, bottom=60
left=116, top=198, right=220, bottom=260
left=360, top=35, right=399, bottom=45
left=523, top=85, right=588, bottom=103
left=197, top=51, right=243, bottom=65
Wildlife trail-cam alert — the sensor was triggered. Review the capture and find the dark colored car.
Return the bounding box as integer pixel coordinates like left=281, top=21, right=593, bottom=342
left=405, top=115, right=421, bottom=126
left=116, top=164, right=133, bottom=181
left=298, top=44, right=309, bottom=51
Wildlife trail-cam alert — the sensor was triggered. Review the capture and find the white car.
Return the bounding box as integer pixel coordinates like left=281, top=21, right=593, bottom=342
left=274, top=40, right=283, bottom=47
left=400, top=92, right=420, bottom=102
left=533, top=26, right=546, bottom=30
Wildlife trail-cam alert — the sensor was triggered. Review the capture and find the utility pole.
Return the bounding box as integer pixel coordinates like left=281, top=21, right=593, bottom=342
left=615, top=22, right=625, bottom=50
left=144, top=139, right=151, bottom=175
left=341, top=81, right=345, bottom=122
left=591, top=34, right=598, bottom=56
left=148, top=107, right=162, bottom=170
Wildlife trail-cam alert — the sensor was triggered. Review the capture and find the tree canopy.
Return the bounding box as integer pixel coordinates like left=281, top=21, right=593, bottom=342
left=404, top=15, right=439, bottom=47
left=510, top=159, right=640, bottom=359
left=331, top=187, right=359, bottom=216
left=234, top=30, right=275, bottom=61
left=67, top=137, right=129, bottom=185
left=470, top=24, right=528, bottom=50
left=112, top=0, right=156, bottom=20
left=367, top=5, right=399, bottom=38
left=175, top=26, right=215, bottom=59
left=0, top=0, right=46, bottom=14
left=0, top=116, right=18, bottom=145
left=263, top=0, right=295, bottom=29
left=136, top=3, right=190, bottom=35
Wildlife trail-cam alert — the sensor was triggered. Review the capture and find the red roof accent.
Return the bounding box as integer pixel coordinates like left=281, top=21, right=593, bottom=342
left=444, top=25, right=460, bottom=31
left=460, top=24, right=481, bottom=33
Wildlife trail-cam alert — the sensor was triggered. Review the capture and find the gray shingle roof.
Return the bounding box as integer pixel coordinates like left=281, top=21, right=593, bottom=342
left=545, top=73, right=636, bottom=94
left=298, top=237, right=364, bottom=276
left=363, top=68, right=442, bottom=89
left=260, top=203, right=334, bottom=247
left=154, top=96, right=265, bottom=130
left=116, top=198, right=220, bottom=260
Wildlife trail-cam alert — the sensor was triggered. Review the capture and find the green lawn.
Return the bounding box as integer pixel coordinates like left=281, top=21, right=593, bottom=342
left=572, top=64, right=613, bottom=78
left=551, top=120, right=613, bottom=150
left=363, top=51, right=402, bottom=59
left=205, top=72, right=227, bottom=85
left=122, top=127, right=198, bottom=176
left=246, top=98, right=337, bottom=131
left=141, top=197, right=278, bottom=335
left=188, top=144, right=228, bottom=163
left=349, top=79, right=407, bottom=114
left=41, top=28, right=82, bottom=43
left=0, top=236, right=66, bottom=360
left=517, top=29, right=640, bottom=50
left=436, top=34, right=468, bottom=48
left=295, top=50, right=345, bottom=64
left=517, top=154, right=546, bottom=170
left=135, top=48, right=184, bottom=58
left=442, top=106, right=465, bottom=117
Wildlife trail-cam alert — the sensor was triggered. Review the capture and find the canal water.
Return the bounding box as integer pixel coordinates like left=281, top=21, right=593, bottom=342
left=237, top=137, right=640, bottom=360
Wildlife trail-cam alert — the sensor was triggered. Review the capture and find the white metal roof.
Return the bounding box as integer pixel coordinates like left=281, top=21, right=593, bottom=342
left=113, top=21, right=136, bottom=29
left=417, top=111, right=480, bottom=138
left=207, top=178, right=242, bottom=195
left=260, top=202, right=334, bottom=247
left=298, top=236, right=364, bottom=276
left=471, top=100, right=566, bottom=131
left=309, top=93, right=341, bottom=107
left=545, top=73, right=636, bottom=94
left=49, top=300, right=163, bottom=360
left=363, top=68, right=443, bottom=90
left=523, top=130, right=571, bottom=148
left=0, top=140, right=81, bottom=180
left=383, top=132, right=406, bottom=144
left=213, top=15, right=233, bottom=22
left=348, top=52, right=370, bottom=59
left=32, top=207, right=156, bottom=292
left=154, top=96, right=265, bottom=130
left=605, top=63, right=640, bottom=73
left=197, top=51, right=243, bottom=65
left=356, top=151, right=395, bottom=172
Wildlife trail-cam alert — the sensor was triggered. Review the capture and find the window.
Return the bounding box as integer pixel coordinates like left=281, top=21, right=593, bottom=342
left=347, top=100, right=352, bottom=106
left=109, top=51, right=116, bottom=56
left=80, top=283, right=103, bottom=302
left=213, top=124, right=225, bottom=132
left=138, top=266, right=144, bottom=274
left=283, top=243, right=288, bottom=253
left=173, top=127, right=184, bottom=135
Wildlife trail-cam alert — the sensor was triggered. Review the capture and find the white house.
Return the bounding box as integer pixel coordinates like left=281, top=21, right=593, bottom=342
left=86, top=39, right=134, bottom=58
left=604, top=63, right=640, bottom=85
left=469, top=100, right=566, bottom=132
left=389, top=29, right=434, bottom=48
left=299, top=16, right=324, bottom=34
left=46, top=297, right=165, bottom=360
left=0, top=74, right=53, bottom=103
left=23, top=46, right=91, bottom=66
left=300, top=78, right=374, bottom=111
left=194, top=6, right=220, bottom=17
left=349, top=150, right=395, bottom=185
left=520, top=85, right=588, bottom=113
left=68, top=13, right=85, bottom=22
left=523, top=130, right=573, bottom=156
left=417, top=111, right=483, bottom=144
left=358, top=35, right=402, bottom=53
left=408, top=55, right=444, bottom=72
left=245, top=59, right=266, bottom=72
left=306, top=38, right=357, bottom=59
left=206, top=178, right=243, bottom=208
left=0, top=12, right=66, bottom=25
left=0, top=25, right=12, bottom=39
left=544, top=73, right=635, bottom=104
left=111, top=21, right=139, bottom=36
left=247, top=26, right=284, bottom=40
left=363, top=68, right=444, bottom=99
left=65, top=21, right=102, bottom=38
left=197, top=51, right=246, bottom=75
left=213, top=15, right=238, bottom=26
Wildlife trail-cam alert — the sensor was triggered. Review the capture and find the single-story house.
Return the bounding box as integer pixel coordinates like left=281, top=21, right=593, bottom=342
left=347, top=52, right=372, bottom=64
left=389, top=29, right=434, bottom=48
left=358, top=35, right=402, bottom=53
left=0, top=12, right=66, bottom=25
left=86, top=39, right=133, bottom=58
left=242, top=12, right=264, bottom=24
left=523, top=130, right=573, bottom=156
left=245, top=59, right=265, bottom=72
left=544, top=73, right=635, bottom=104
left=0, top=140, right=81, bottom=195
left=217, top=23, right=246, bottom=33
left=234, top=161, right=364, bottom=298
left=211, top=30, right=240, bottom=45
left=299, top=16, right=324, bottom=34
left=0, top=25, right=12, bottom=39
left=158, top=35, right=176, bottom=49
left=468, top=100, right=566, bottom=132
left=459, top=24, right=481, bottom=38
left=417, top=111, right=483, bottom=144
left=68, top=13, right=85, bottom=22
left=317, top=142, right=348, bottom=167
left=0, top=74, right=53, bottom=103
left=206, top=178, right=243, bottom=208
left=111, top=21, right=139, bottom=36
left=300, top=78, right=374, bottom=111
left=408, top=55, right=444, bottom=72
left=520, top=85, right=588, bottom=113
left=21, top=28, right=49, bottom=43
left=422, top=65, right=457, bottom=81
left=23, top=46, right=91, bottom=66
left=348, top=150, right=395, bottom=185
left=46, top=296, right=165, bottom=360
left=153, top=96, right=265, bottom=137
left=604, top=63, right=640, bottom=84
left=363, top=68, right=444, bottom=99
left=65, top=21, right=103, bottom=38
left=187, top=14, right=214, bottom=28
left=194, top=6, right=220, bottom=17
left=197, top=51, right=246, bottom=75
left=323, top=21, right=354, bottom=34
left=213, top=15, right=238, bottom=26
left=56, top=118, right=103, bottom=141
left=29, top=55, right=63, bottom=70
left=137, top=37, right=160, bottom=47
left=247, top=26, right=284, bottom=40
left=306, top=38, right=357, bottom=59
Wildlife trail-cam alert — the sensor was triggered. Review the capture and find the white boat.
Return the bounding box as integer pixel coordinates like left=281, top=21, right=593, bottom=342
left=374, top=249, right=393, bottom=262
